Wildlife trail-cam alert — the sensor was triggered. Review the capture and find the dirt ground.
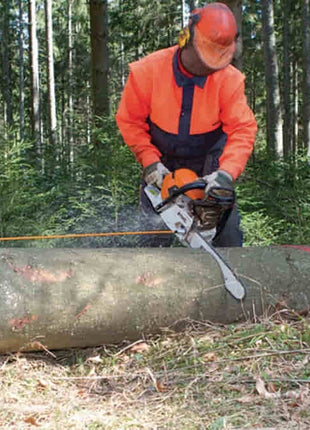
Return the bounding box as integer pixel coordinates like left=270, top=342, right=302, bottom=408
left=1, top=310, right=310, bottom=429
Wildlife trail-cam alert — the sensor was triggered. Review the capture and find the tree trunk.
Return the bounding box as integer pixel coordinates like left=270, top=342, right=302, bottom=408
left=45, top=0, right=57, bottom=149
left=86, top=80, right=92, bottom=145
left=220, top=0, right=243, bottom=70
left=67, top=0, right=74, bottom=168
left=181, top=0, right=186, bottom=28
left=19, top=0, right=25, bottom=141
left=3, top=0, right=13, bottom=128
left=0, top=247, right=309, bottom=353
left=261, top=0, right=283, bottom=156
left=89, top=0, right=109, bottom=120
left=28, top=0, right=41, bottom=154
left=283, top=0, right=291, bottom=159
left=302, top=0, right=310, bottom=157
left=292, top=57, right=299, bottom=155
left=186, top=0, right=197, bottom=11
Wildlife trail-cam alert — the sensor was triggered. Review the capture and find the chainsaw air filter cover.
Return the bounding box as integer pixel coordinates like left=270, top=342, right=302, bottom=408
left=161, top=168, right=205, bottom=201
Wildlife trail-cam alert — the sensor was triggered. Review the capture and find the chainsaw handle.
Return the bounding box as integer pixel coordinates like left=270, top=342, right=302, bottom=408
left=155, top=180, right=206, bottom=211
left=155, top=180, right=236, bottom=211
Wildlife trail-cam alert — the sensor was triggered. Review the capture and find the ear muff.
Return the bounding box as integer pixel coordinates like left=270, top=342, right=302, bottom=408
left=161, top=169, right=205, bottom=201
left=178, top=12, right=201, bottom=49
left=178, top=26, right=190, bottom=48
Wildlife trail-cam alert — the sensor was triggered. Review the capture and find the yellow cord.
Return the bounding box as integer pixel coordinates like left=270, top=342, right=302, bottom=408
left=0, top=230, right=173, bottom=242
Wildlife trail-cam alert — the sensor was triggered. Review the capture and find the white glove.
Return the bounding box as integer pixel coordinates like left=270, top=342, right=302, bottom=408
left=203, top=170, right=233, bottom=194
left=143, top=162, right=170, bottom=188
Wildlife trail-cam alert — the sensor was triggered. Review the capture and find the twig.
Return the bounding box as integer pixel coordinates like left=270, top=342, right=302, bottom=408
left=146, top=367, right=158, bottom=391
left=243, top=378, right=310, bottom=384
left=221, top=348, right=310, bottom=362
left=113, top=339, right=145, bottom=357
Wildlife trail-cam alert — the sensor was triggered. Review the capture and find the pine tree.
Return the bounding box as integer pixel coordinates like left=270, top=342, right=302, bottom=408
left=261, top=0, right=283, bottom=156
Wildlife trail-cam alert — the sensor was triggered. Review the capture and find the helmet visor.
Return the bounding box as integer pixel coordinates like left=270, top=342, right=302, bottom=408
left=193, top=26, right=236, bottom=70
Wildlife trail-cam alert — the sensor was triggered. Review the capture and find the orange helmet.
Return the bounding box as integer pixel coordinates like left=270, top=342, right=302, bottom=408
left=161, top=168, right=205, bottom=201
left=190, top=3, right=237, bottom=70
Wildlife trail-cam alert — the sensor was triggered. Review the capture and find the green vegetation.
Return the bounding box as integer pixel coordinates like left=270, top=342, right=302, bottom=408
left=0, top=0, right=309, bottom=247
left=1, top=124, right=309, bottom=247
left=238, top=155, right=310, bottom=246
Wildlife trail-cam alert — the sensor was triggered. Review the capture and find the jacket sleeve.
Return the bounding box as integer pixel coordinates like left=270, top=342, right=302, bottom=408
left=115, top=65, right=162, bottom=168
left=218, top=75, right=257, bottom=180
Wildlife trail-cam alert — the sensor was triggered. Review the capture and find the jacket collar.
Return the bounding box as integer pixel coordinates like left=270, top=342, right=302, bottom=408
left=173, top=48, right=207, bottom=89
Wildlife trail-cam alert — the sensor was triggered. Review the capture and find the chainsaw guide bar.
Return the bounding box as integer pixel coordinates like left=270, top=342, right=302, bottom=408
left=145, top=184, right=246, bottom=301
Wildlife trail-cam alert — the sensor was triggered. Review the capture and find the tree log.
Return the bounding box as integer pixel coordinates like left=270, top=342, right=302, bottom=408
left=0, top=247, right=309, bottom=353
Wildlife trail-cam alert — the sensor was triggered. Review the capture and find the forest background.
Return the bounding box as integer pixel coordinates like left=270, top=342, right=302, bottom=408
left=0, top=0, right=310, bottom=248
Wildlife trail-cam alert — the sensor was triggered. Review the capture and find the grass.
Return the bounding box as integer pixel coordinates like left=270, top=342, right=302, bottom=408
left=1, top=311, right=310, bottom=429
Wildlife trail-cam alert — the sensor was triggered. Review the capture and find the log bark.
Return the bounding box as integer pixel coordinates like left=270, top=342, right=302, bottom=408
left=0, top=247, right=309, bottom=353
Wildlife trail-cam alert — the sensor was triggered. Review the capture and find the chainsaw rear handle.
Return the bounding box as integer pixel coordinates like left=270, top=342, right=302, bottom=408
left=155, top=180, right=235, bottom=212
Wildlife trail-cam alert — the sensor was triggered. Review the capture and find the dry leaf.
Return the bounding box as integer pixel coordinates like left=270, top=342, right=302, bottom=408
left=255, top=377, right=280, bottom=399
left=87, top=355, right=103, bottom=364
left=130, top=342, right=150, bottom=353
left=87, top=366, right=96, bottom=377
left=156, top=379, right=169, bottom=392
left=267, top=382, right=277, bottom=393
left=36, top=379, right=49, bottom=391
left=237, top=394, right=257, bottom=404
left=198, top=334, right=215, bottom=344
left=207, top=362, right=221, bottom=373
left=202, top=352, right=218, bottom=362
left=135, top=272, right=161, bottom=287
left=285, top=387, right=309, bottom=404
left=24, top=416, right=39, bottom=426
left=161, top=339, right=172, bottom=347
left=287, top=401, right=300, bottom=409
left=117, top=354, right=130, bottom=364
left=225, top=384, right=244, bottom=393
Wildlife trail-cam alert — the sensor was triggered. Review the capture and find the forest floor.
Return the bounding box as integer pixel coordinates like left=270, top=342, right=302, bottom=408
left=1, top=310, right=310, bottom=429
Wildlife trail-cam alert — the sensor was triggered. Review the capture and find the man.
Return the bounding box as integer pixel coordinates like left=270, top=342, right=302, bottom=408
left=116, top=2, right=257, bottom=247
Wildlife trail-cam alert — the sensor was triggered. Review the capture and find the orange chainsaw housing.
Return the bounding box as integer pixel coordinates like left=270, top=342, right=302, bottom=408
left=161, top=168, right=205, bottom=201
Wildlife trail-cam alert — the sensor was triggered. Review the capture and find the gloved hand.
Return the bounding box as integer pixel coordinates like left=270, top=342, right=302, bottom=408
left=143, top=162, right=170, bottom=188
left=203, top=170, right=233, bottom=195
left=195, top=170, right=234, bottom=230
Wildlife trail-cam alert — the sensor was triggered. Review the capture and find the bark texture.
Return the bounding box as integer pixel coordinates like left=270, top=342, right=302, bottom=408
left=3, top=0, right=13, bottom=127
left=28, top=0, right=41, bottom=151
left=19, top=0, right=25, bottom=141
left=45, top=0, right=57, bottom=148
left=283, top=0, right=291, bottom=159
left=89, top=0, right=109, bottom=118
left=0, top=247, right=309, bottom=353
left=302, top=0, right=310, bottom=156
left=261, top=0, right=283, bottom=156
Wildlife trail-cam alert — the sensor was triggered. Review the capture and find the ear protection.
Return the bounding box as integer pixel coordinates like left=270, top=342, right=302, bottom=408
left=178, top=12, right=200, bottom=48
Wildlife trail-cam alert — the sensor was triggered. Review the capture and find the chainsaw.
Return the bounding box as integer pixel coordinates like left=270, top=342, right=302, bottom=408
left=144, top=169, right=246, bottom=301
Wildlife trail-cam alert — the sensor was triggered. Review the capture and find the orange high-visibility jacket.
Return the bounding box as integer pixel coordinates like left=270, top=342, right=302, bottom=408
left=116, top=45, right=257, bottom=180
